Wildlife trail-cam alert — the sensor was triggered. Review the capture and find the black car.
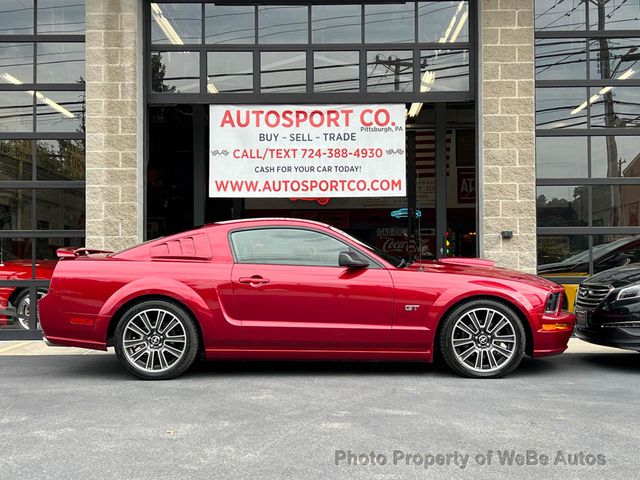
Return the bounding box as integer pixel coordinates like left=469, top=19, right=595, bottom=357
left=575, top=266, right=640, bottom=351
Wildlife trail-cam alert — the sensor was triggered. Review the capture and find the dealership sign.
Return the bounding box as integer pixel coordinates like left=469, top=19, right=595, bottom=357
left=209, top=104, right=406, bottom=198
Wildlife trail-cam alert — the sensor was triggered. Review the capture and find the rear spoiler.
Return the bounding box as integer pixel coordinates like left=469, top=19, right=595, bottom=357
left=56, top=247, right=114, bottom=259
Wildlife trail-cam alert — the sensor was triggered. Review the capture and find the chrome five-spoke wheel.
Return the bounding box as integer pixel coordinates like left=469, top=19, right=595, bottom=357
left=440, top=300, right=525, bottom=378
left=115, top=300, right=199, bottom=380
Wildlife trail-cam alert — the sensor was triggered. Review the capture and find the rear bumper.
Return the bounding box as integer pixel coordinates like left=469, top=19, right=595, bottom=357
left=43, top=335, right=107, bottom=351
left=531, top=310, right=576, bottom=358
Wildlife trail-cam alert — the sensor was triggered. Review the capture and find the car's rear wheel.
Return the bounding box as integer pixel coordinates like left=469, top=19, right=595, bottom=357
left=114, top=300, right=199, bottom=380
left=439, top=299, right=525, bottom=378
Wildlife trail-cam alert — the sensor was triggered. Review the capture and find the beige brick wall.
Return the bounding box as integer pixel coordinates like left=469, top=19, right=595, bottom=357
left=85, top=0, right=142, bottom=251
left=480, top=0, right=536, bottom=272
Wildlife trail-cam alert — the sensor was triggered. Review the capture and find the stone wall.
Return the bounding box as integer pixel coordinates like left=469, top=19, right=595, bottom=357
left=85, top=0, right=142, bottom=251
left=480, top=0, right=537, bottom=272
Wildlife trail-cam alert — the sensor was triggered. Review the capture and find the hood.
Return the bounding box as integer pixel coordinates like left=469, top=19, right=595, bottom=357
left=586, top=264, right=640, bottom=288
left=403, top=258, right=559, bottom=291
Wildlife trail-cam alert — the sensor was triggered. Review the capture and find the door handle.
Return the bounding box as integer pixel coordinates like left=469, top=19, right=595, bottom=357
left=238, top=276, right=270, bottom=287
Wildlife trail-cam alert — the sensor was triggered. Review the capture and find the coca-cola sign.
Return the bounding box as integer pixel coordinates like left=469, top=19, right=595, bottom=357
left=376, top=227, right=435, bottom=258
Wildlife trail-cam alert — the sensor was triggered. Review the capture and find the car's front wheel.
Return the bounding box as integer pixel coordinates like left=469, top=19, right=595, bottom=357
left=439, top=299, right=525, bottom=378
left=114, top=300, right=199, bottom=380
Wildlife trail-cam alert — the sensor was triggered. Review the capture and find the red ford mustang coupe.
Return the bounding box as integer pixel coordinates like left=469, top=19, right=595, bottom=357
left=39, top=218, right=575, bottom=380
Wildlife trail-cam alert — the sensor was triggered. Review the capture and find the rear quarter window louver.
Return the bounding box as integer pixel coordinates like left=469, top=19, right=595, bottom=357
left=150, top=233, right=212, bottom=261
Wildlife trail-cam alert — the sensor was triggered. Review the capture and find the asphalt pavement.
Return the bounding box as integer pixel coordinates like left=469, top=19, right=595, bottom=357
left=0, top=340, right=638, bottom=480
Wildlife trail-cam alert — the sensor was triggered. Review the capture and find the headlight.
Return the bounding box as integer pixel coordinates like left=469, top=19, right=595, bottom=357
left=617, top=285, right=640, bottom=300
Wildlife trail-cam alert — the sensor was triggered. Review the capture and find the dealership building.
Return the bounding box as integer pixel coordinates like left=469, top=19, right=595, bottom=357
left=1, top=0, right=640, bottom=337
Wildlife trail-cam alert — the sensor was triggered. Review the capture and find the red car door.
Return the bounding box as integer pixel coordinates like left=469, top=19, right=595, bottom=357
left=229, top=227, right=394, bottom=349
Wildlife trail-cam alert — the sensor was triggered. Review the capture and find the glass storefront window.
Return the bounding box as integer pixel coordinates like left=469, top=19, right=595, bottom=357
left=258, top=6, right=308, bottom=44
left=420, top=49, right=469, bottom=92
left=0, top=189, right=33, bottom=230
left=535, top=87, right=587, bottom=129
left=0, top=140, right=33, bottom=181
left=0, top=237, right=32, bottom=264
left=37, top=0, right=85, bottom=34
left=36, top=189, right=85, bottom=230
left=535, top=39, right=587, bottom=80
left=536, top=136, right=588, bottom=178
left=589, top=1, right=640, bottom=31
left=590, top=87, right=640, bottom=128
left=592, top=234, right=640, bottom=273
left=151, top=3, right=201, bottom=44
left=36, top=139, right=85, bottom=181
left=313, top=51, right=360, bottom=93
left=365, top=3, right=415, bottom=43
left=589, top=38, right=640, bottom=80
left=0, top=43, right=34, bottom=83
left=207, top=51, right=253, bottom=94
left=535, top=0, right=586, bottom=31
left=312, top=4, right=362, bottom=44
left=151, top=51, right=200, bottom=93
left=537, top=234, right=590, bottom=276
left=591, top=136, right=640, bottom=178
left=366, top=50, right=413, bottom=92
left=260, top=51, right=306, bottom=93
left=537, top=185, right=589, bottom=227
left=37, top=43, right=85, bottom=84
left=418, top=1, right=469, bottom=43
left=205, top=4, right=254, bottom=44
left=35, top=91, right=85, bottom=132
left=0, top=91, right=34, bottom=133
left=0, top=0, right=34, bottom=35
left=36, top=236, right=83, bottom=260
left=592, top=185, right=640, bottom=227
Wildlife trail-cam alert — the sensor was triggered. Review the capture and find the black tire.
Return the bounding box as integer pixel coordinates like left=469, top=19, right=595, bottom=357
left=439, top=299, right=526, bottom=379
left=114, top=300, right=199, bottom=380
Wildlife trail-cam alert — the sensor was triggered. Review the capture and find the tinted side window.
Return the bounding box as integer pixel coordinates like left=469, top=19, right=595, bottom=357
left=231, top=228, right=350, bottom=266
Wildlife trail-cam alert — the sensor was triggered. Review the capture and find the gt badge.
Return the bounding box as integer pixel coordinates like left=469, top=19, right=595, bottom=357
left=405, top=305, right=420, bottom=312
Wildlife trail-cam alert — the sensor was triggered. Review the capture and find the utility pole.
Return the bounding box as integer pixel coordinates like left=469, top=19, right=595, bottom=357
left=374, top=54, right=412, bottom=92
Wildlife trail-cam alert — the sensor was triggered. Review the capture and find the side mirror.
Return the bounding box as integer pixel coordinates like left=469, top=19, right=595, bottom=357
left=339, top=251, right=369, bottom=269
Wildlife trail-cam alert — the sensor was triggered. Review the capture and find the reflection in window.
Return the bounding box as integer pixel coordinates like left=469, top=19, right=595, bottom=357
left=0, top=91, right=34, bottom=132
left=537, top=235, right=589, bottom=275
left=591, top=136, right=640, bottom=178
left=589, top=0, right=640, bottom=31
left=258, top=6, right=308, bottom=44
left=420, top=50, right=469, bottom=92
left=536, top=137, right=588, bottom=178
left=365, top=3, right=415, bottom=43
left=0, top=238, right=32, bottom=263
left=151, top=3, right=201, bottom=44
left=367, top=51, right=413, bottom=92
left=151, top=51, right=200, bottom=93
left=593, top=185, right=640, bottom=227
left=535, top=39, right=587, bottom=80
left=37, top=0, right=85, bottom=34
left=36, top=236, right=84, bottom=260
left=37, top=43, right=85, bottom=84
left=207, top=52, right=253, bottom=94
left=590, top=87, right=640, bottom=128
left=592, top=234, right=640, bottom=273
left=231, top=228, right=349, bottom=266
left=0, top=0, right=33, bottom=35
left=312, top=4, right=361, bottom=44
left=535, top=87, right=587, bottom=129
left=589, top=38, right=640, bottom=80
left=0, top=189, right=33, bottom=230
left=418, top=1, right=469, bottom=43
left=537, top=185, right=588, bottom=227
left=261, top=51, right=306, bottom=93
left=535, top=0, right=585, bottom=31
left=0, top=43, right=34, bottom=83
left=36, top=189, right=85, bottom=230
left=0, top=140, right=33, bottom=181
left=313, top=51, right=359, bottom=93
left=35, top=91, right=84, bottom=132
left=36, top=140, right=85, bottom=181
left=205, top=5, right=254, bottom=44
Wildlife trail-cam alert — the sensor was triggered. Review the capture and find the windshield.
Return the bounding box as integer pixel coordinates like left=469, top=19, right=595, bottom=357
left=330, top=226, right=406, bottom=267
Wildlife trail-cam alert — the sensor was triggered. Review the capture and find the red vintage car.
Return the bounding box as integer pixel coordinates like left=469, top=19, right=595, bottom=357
left=0, top=260, right=55, bottom=330
left=39, top=218, right=575, bottom=380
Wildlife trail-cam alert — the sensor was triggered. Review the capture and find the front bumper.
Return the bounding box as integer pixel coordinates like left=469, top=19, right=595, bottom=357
left=575, top=311, right=640, bottom=351
left=531, top=309, right=576, bottom=357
